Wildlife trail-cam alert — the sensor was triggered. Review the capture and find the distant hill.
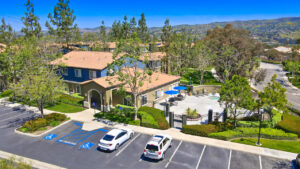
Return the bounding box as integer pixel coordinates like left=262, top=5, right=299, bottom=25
left=81, top=17, right=300, bottom=45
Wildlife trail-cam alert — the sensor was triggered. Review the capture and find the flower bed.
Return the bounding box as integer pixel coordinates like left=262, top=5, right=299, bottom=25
left=18, top=113, right=68, bottom=134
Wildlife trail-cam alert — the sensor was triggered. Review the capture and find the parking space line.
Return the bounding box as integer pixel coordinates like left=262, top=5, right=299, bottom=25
left=195, top=145, right=206, bottom=169
left=228, top=150, right=232, bottom=169
left=115, top=133, right=141, bottom=157
left=0, top=112, right=29, bottom=123
left=259, top=155, right=262, bottom=169
left=165, top=140, right=182, bottom=168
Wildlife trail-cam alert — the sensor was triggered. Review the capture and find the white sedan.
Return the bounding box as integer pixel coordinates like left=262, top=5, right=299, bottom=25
left=98, top=128, right=134, bottom=151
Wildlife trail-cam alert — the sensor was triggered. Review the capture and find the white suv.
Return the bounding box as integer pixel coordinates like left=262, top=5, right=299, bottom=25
left=143, top=134, right=172, bottom=160
left=98, top=128, right=134, bottom=151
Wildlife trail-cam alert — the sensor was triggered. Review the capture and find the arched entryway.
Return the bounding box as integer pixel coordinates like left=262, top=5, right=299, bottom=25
left=89, top=90, right=102, bottom=110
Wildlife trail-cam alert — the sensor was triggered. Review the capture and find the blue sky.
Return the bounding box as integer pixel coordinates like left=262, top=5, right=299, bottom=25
left=1, top=0, right=300, bottom=31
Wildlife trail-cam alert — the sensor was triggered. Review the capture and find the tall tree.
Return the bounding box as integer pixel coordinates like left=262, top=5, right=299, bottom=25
left=259, top=74, right=288, bottom=118
left=219, top=75, right=254, bottom=127
left=0, top=18, right=15, bottom=44
left=193, top=40, right=215, bottom=84
left=129, top=17, right=137, bottom=37
left=137, top=13, right=149, bottom=43
left=108, top=38, right=152, bottom=120
left=161, top=19, right=172, bottom=73
left=11, top=38, right=64, bottom=118
left=205, top=24, right=263, bottom=81
left=45, top=0, right=77, bottom=46
left=122, top=16, right=130, bottom=39
left=99, top=20, right=106, bottom=42
left=110, top=20, right=122, bottom=41
left=21, top=0, right=42, bottom=38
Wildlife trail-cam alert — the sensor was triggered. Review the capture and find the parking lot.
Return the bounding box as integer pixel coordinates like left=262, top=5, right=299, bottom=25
left=0, top=105, right=294, bottom=169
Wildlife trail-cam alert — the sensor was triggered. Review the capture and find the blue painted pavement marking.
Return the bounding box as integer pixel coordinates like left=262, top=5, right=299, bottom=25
left=80, top=142, right=95, bottom=150
left=74, top=122, right=82, bottom=126
left=56, top=125, right=107, bottom=146
left=43, top=134, right=57, bottom=140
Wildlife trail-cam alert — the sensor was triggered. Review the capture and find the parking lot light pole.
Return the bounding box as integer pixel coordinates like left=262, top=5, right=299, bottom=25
left=256, top=108, right=264, bottom=146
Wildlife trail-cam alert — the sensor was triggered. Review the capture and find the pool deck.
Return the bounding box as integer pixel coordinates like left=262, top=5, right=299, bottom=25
left=155, top=94, right=225, bottom=123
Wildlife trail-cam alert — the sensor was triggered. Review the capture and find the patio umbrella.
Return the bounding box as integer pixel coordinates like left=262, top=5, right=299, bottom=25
left=164, top=90, right=179, bottom=102
left=173, top=86, right=187, bottom=91
left=164, top=90, right=179, bottom=95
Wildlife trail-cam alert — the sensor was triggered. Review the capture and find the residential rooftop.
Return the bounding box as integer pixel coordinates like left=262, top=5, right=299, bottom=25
left=81, top=70, right=181, bottom=93
left=50, top=51, right=114, bottom=70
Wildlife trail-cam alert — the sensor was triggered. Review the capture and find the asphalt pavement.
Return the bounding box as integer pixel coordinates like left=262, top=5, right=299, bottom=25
left=254, top=62, right=300, bottom=111
left=0, top=105, right=294, bottom=169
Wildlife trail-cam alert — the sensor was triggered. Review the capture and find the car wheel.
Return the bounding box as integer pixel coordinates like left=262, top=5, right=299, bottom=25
left=130, top=133, right=133, bottom=139
left=169, top=142, right=172, bottom=148
left=115, top=144, right=119, bottom=150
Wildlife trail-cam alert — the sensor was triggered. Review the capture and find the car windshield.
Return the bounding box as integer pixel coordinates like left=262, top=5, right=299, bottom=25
left=102, top=135, right=114, bottom=141
left=146, top=144, right=159, bottom=151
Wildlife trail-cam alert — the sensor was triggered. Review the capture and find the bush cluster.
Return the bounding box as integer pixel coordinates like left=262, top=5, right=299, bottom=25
left=59, top=94, right=83, bottom=107
left=139, top=106, right=169, bottom=129
left=138, top=111, right=159, bottom=129
left=182, top=121, right=234, bottom=137
left=208, top=127, right=298, bottom=141
left=0, top=90, right=13, bottom=98
left=276, top=113, right=300, bottom=137
left=21, top=113, right=67, bottom=132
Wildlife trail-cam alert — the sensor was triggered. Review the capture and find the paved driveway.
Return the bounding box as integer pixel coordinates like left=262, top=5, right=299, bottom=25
left=0, top=105, right=294, bottom=169
left=254, top=62, right=300, bottom=110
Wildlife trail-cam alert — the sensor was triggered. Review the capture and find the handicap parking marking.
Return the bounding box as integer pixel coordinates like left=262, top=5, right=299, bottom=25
left=80, top=142, right=95, bottom=150
left=43, top=133, right=58, bottom=140
left=56, top=125, right=107, bottom=146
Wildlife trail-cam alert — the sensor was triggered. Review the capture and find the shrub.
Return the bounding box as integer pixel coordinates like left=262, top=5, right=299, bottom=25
left=23, top=118, right=47, bottom=132
left=138, top=111, right=159, bottom=129
left=20, top=127, right=28, bottom=133
left=208, top=127, right=298, bottom=140
left=0, top=90, right=13, bottom=98
left=50, top=121, right=60, bottom=127
left=139, top=106, right=169, bottom=129
left=45, top=113, right=67, bottom=122
left=287, top=106, right=300, bottom=116
left=94, top=112, right=104, bottom=119
left=276, top=113, right=300, bottom=137
left=239, top=114, right=259, bottom=121
left=182, top=124, right=219, bottom=137
left=59, top=94, right=83, bottom=107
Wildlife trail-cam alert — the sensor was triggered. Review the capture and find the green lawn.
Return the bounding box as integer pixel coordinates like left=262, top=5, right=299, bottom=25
left=181, top=70, right=222, bottom=86
left=232, top=138, right=300, bottom=153
left=45, top=102, right=85, bottom=113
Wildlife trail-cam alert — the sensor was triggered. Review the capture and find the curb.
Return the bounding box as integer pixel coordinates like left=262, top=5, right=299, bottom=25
left=14, top=119, right=72, bottom=137
left=0, top=150, right=66, bottom=169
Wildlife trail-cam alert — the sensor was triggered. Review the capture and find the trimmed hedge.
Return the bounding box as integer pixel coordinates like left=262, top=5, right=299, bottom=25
left=182, top=124, right=219, bottom=137
left=139, top=106, right=169, bottom=129
left=208, top=127, right=298, bottom=141
left=276, top=113, right=300, bottom=137
left=138, top=111, right=159, bottom=129
left=59, top=94, right=83, bottom=107
left=182, top=122, right=234, bottom=137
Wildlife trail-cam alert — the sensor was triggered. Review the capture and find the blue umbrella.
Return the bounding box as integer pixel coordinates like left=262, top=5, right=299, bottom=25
left=164, top=90, right=179, bottom=95
left=174, top=86, right=187, bottom=91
